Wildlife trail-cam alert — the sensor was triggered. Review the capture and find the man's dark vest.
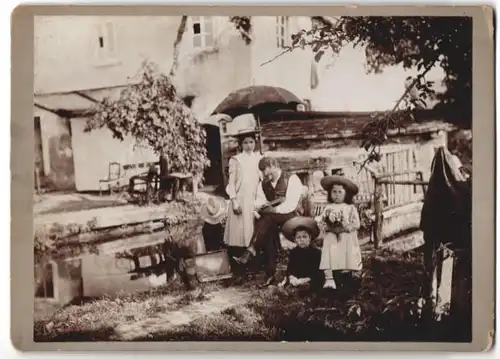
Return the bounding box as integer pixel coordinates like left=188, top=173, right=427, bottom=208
left=261, top=171, right=308, bottom=216
left=261, top=171, right=289, bottom=202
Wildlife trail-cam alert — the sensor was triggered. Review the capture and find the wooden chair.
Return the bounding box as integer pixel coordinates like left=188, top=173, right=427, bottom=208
left=99, top=162, right=123, bottom=196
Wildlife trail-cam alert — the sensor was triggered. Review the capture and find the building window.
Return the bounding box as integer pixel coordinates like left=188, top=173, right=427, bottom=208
left=191, top=16, right=215, bottom=49
left=94, top=21, right=117, bottom=63
left=276, top=16, right=290, bottom=48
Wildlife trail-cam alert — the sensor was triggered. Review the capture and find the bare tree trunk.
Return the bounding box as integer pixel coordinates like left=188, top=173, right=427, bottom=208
left=165, top=17, right=188, bottom=199
left=169, top=16, right=188, bottom=77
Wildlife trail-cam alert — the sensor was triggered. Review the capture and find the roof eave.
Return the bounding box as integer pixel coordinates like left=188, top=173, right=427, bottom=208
left=262, top=122, right=456, bottom=142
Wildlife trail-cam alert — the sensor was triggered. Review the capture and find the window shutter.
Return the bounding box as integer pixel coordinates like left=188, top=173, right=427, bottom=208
left=106, top=22, right=115, bottom=53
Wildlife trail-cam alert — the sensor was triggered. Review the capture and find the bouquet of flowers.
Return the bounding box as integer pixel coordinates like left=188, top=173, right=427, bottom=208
left=324, top=209, right=343, bottom=226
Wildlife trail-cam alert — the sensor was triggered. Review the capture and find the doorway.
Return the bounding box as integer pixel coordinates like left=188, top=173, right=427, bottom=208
left=202, top=124, right=223, bottom=188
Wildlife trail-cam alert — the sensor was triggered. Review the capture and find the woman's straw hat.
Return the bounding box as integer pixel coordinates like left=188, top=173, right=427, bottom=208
left=282, top=216, right=320, bottom=241
left=320, top=175, right=359, bottom=195
left=200, top=197, right=227, bottom=225
left=232, top=128, right=260, bottom=140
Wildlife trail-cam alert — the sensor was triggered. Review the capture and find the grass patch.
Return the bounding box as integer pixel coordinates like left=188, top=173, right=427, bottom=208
left=132, top=249, right=430, bottom=342
left=34, top=248, right=470, bottom=342
left=34, top=279, right=223, bottom=342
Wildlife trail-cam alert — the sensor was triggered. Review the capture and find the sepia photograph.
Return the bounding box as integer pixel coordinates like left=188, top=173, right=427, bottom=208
left=24, top=10, right=487, bottom=346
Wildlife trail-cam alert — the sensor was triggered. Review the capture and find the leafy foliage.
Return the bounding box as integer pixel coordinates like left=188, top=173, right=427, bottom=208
left=230, top=16, right=253, bottom=44
left=85, top=61, right=210, bottom=179
left=448, top=129, right=472, bottom=166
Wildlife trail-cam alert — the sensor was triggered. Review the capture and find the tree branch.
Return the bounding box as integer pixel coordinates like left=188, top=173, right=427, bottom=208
left=361, top=59, right=438, bottom=132
left=356, top=59, right=439, bottom=170
left=260, top=17, right=345, bottom=67
left=237, top=27, right=253, bottom=43
left=169, top=16, right=188, bottom=77
left=260, top=47, right=294, bottom=66
left=390, top=60, right=437, bottom=112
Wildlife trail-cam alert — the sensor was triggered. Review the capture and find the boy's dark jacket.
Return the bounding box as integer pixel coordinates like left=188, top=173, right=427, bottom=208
left=286, top=245, right=324, bottom=287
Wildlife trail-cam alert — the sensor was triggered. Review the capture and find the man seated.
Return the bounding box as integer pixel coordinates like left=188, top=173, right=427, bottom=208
left=233, top=157, right=305, bottom=288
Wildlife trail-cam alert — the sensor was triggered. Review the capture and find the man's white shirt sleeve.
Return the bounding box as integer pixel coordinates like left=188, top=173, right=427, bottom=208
left=275, top=174, right=303, bottom=214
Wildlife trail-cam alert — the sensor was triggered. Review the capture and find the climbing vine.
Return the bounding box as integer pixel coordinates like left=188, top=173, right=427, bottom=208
left=85, top=61, right=210, bottom=181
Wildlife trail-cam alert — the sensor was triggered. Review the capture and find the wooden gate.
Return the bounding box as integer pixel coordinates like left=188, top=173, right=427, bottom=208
left=347, top=146, right=428, bottom=248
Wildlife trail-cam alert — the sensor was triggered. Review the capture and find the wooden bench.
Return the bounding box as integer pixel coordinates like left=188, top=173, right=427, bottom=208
left=127, top=166, right=195, bottom=203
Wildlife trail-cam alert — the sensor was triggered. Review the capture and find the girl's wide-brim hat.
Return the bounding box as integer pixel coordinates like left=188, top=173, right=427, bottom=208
left=200, top=196, right=227, bottom=225
left=282, top=216, right=320, bottom=241
left=320, top=175, right=359, bottom=195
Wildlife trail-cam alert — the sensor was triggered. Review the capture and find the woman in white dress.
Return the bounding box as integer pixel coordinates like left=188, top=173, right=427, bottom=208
left=223, top=130, right=262, bottom=250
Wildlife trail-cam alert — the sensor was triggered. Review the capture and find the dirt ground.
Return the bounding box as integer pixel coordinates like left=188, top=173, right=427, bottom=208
left=34, top=193, right=129, bottom=215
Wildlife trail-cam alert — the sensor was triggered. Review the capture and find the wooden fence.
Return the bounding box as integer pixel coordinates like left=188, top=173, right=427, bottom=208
left=348, top=146, right=424, bottom=206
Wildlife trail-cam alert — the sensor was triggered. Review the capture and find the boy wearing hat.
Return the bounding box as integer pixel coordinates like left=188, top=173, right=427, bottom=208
left=200, top=196, right=227, bottom=252
left=278, top=216, right=324, bottom=289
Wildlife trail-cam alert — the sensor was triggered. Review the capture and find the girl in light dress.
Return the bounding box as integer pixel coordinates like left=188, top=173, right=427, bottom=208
left=223, top=130, right=262, bottom=250
left=317, top=175, right=362, bottom=290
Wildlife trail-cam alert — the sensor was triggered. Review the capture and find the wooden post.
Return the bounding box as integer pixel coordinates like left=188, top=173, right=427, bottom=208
left=256, top=114, right=264, bottom=155
left=373, top=178, right=383, bottom=249
left=449, top=249, right=472, bottom=339
left=304, top=171, right=315, bottom=217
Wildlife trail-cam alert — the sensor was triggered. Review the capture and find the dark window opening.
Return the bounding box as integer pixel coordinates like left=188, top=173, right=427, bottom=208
left=193, top=23, right=201, bottom=34
left=182, top=95, right=196, bottom=108
left=98, top=36, right=104, bottom=48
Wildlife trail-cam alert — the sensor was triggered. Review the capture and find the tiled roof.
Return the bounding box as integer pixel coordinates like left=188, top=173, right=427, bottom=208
left=260, top=111, right=454, bottom=140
